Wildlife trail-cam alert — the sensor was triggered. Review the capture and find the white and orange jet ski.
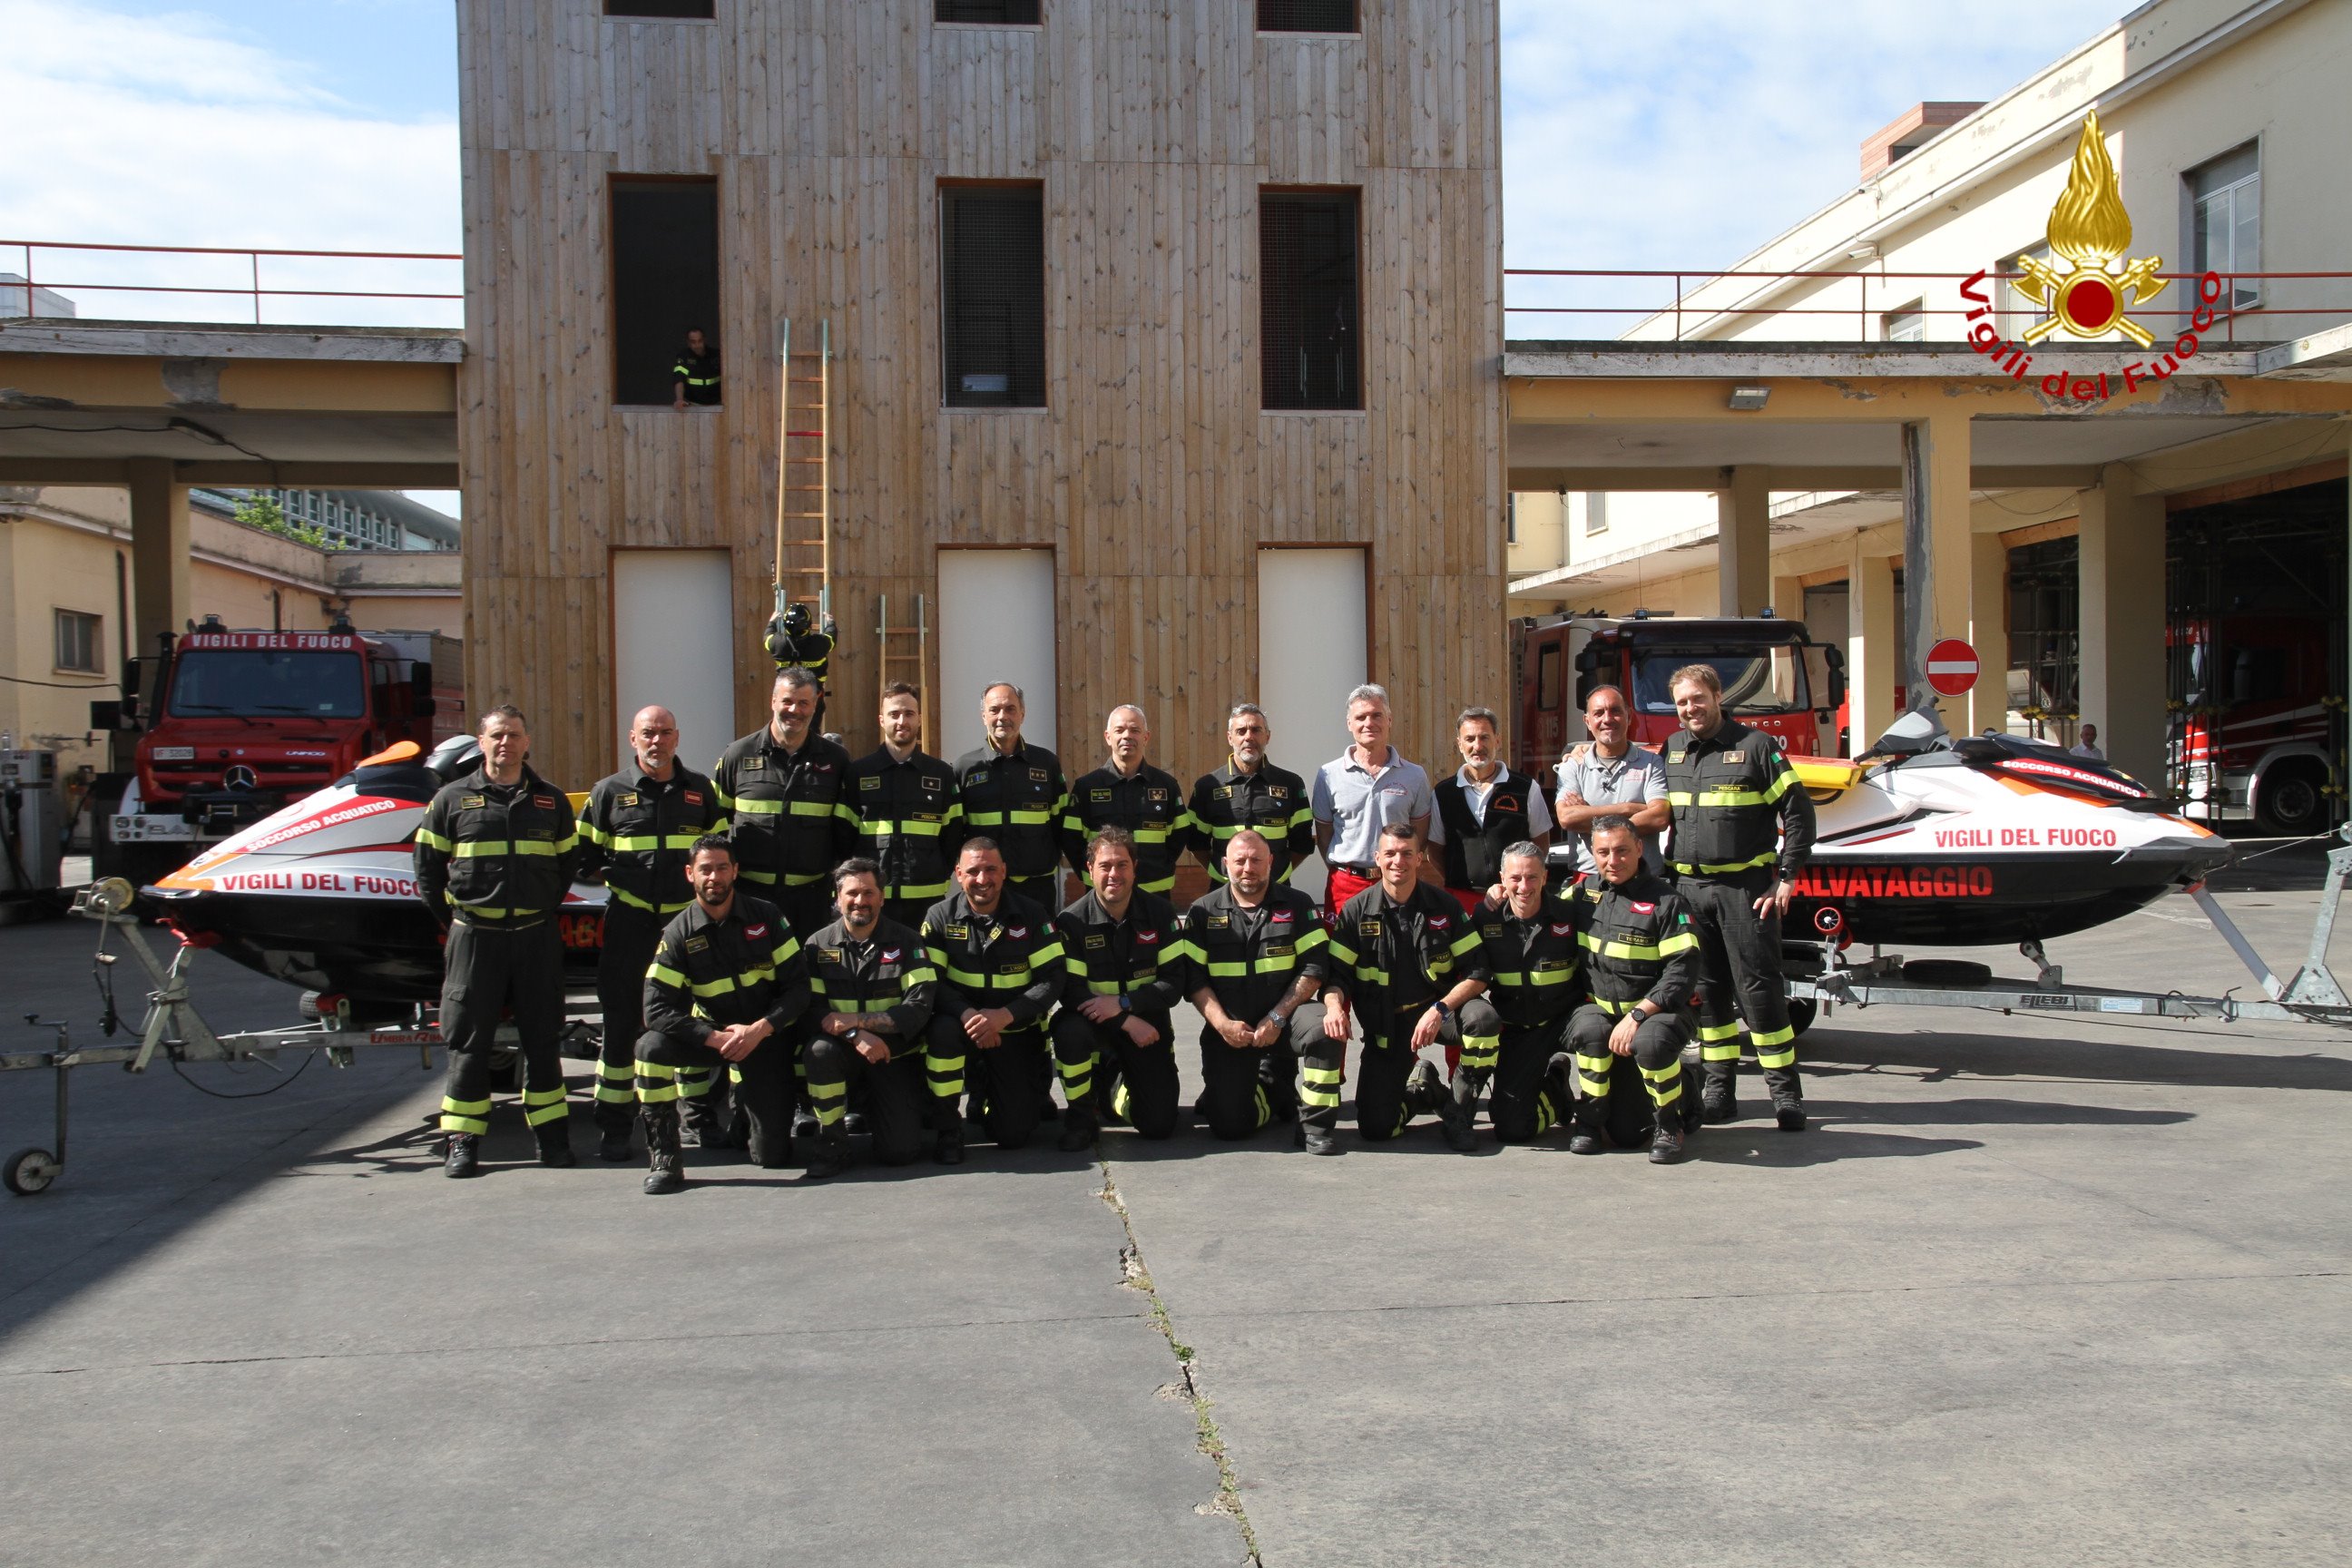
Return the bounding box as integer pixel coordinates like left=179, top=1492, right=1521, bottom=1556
left=1785, top=710, right=2234, bottom=948
left=145, top=738, right=607, bottom=1007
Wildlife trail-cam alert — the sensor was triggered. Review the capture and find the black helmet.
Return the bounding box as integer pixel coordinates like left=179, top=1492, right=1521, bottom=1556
left=782, top=603, right=812, bottom=637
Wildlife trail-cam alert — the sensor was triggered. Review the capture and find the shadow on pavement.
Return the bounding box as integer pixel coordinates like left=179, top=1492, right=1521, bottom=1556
left=1803, top=1026, right=2352, bottom=1093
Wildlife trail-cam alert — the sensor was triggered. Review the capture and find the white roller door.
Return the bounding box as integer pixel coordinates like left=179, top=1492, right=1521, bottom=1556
left=612, top=550, right=736, bottom=775
left=937, top=548, right=1057, bottom=761
left=1257, top=547, right=1368, bottom=900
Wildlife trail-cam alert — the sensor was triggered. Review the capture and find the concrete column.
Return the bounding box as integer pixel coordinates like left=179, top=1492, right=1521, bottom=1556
left=1716, top=465, right=1770, bottom=617
left=1848, top=550, right=1899, bottom=755
left=1771, top=571, right=1806, bottom=623
left=1898, top=410, right=1975, bottom=728
left=1968, top=530, right=2011, bottom=736
left=125, top=458, right=191, bottom=660
left=2078, top=462, right=2167, bottom=787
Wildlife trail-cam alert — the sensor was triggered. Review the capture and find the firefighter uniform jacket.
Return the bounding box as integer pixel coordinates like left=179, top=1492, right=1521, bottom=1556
left=844, top=747, right=965, bottom=906
left=954, top=740, right=1070, bottom=884
left=1055, top=888, right=1186, bottom=1014
left=1575, top=870, right=1702, bottom=1016
left=1433, top=766, right=1544, bottom=893
left=803, top=915, right=936, bottom=1042
left=711, top=728, right=857, bottom=894
left=1473, top=892, right=1588, bottom=1031
left=921, top=888, right=1064, bottom=1033
left=1185, top=758, right=1316, bottom=883
left=574, top=761, right=727, bottom=917
left=1660, top=718, right=1817, bottom=880
left=1327, top=879, right=1491, bottom=1039
left=1063, top=761, right=1187, bottom=895
left=642, top=894, right=809, bottom=1042
left=414, top=765, right=580, bottom=927
left=769, top=628, right=834, bottom=683
left=671, top=346, right=720, bottom=404
left=1177, top=883, right=1329, bottom=1022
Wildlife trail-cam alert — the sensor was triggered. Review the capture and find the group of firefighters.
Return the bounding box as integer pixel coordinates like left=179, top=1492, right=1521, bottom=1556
left=413, top=660, right=1815, bottom=1192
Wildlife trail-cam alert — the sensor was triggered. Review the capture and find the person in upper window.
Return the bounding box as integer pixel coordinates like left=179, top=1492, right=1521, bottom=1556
left=671, top=328, right=720, bottom=409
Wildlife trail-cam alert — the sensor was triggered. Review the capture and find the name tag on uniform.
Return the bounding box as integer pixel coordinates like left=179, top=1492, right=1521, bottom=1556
left=944, top=923, right=968, bottom=940
left=1028, top=767, right=1049, bottom=783
left=997, top=962, right=1028, bottom=976
left=1205, top=914, right=1230, bottom=930
left=1535, top=957, right=1573, bottom=973
left=1213, top=785, right=1234, bottom=800
left=1266, top=942, right=1294, bottom=957
left=1084, top=934, right=1108, bottom=949
left=461, top=795, right=485, bottom=809
left=740, top=758, right=766, bottom=772
left=1359, top=919, right=1383, bottom=938
left=684, top=936, right=710, bottom=954
left=1147, top=789, right=1168, bottom=804
left=860, top=776, right=882, bottom=790
left=812, top=947, right=842, bottom=965
left=1090, top=789, right=1112, bottom=803
left=618, top=792, right=639, bottom=808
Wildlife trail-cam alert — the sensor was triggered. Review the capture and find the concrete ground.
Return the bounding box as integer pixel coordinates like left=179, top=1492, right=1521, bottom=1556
left=4, top=848, right=2348, bottom=1565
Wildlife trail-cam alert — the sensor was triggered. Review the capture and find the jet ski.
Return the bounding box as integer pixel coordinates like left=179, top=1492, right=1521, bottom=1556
left=145, top=738, right=607, bottom=1008
left=1786, top=710, right=2234, bottom=947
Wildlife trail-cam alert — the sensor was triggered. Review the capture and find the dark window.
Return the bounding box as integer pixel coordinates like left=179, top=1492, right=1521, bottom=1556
left=605, top=1, right=714, bottom=17
left=611, top=178, right=720, bottom=407
left=1535, top=643, right=1562, bottom=712
left=1260, top=190, right=1359, bottom=411
left=937, top=1, right=1041, bottom=21
left=941, top=184, right=1046, bottom=408
left=54, top=610, right=101, bottom=673
left=1259, top=1, right=1358, bottom=32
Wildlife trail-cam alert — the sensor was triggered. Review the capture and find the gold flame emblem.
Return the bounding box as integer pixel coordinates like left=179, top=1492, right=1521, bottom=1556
left=2013, top=112, right=2165, bottom=348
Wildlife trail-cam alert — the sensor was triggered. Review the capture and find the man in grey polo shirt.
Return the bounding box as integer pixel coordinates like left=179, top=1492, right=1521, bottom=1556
left=1553, top=684, right=1671, bottom=877
left=1311, top=683, right=1435, bottom=917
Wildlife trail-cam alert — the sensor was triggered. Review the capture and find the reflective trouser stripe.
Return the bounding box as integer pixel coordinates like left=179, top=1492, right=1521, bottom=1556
left=679, top=1066, right=714, bottom=1099
left=1059, top=1048, right=1096, bottom=1102
left=1696, top=1018, right=1742, bottom=1061
left=1459, top=1031, right=1501, bottom=1073
left=1641, top=1060, right=1684, bottom=1109
left=806, top=1073, right=848, bottom=1128
left=634, top=1059, right=680, bottom=1103
left=522, top=1083, right=569, bottom=1127
left=1533, top=1090, right=1559, bottom=1136
left=1252, top=1083, right=1270, bottom=1132
left=1299, top=1063, right=1344, bottom=1109
left=440, top=1094, right=491, bottom=1134
left=593, top=1062, right=635, bottom=1104
left=1575, top=1050, right=1613, bottom=1100
left=1112, top=1081, right=1132, bottom=1122
left=1751, top=1024, right=1797, bottom=1069
left=928, top=1052, right=965, bottom=1099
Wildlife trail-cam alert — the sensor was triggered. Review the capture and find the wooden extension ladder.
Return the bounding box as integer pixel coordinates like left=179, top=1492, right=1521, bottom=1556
left=875, top=591, right=933, bottom=754
left=772, top=318, right=832, bottom=629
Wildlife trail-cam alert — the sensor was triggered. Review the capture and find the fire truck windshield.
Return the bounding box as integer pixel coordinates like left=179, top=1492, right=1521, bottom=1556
left=1631, top=648, right=1807, bottom=716
left=167, top=649, right=367, bottom=719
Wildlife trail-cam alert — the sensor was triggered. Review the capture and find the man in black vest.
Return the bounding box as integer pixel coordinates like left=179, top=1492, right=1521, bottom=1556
left=1427, top=704, right=1553, bottom=921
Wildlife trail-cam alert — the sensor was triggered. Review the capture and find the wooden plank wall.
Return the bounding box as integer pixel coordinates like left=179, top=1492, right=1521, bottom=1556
left=456, top=0, right=1503, bottom=793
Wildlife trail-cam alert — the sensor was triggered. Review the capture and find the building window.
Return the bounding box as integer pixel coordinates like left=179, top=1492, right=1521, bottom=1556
left=2190, top=142, right=2259, bottom=312
left=1882, top=303, right=1925, bottom=342
left=54, top=610, right=102, bottom=673
left=1583, top=493, right=1608, bottom=535
left=1998, top=241, right=2050, bottom=342
left=1260, top=190, right=1360, bottom=411
left=1259, top=1, right=1358, bottom=32
left=604, top=2, right=714, bottom=17
left=611, top=177, right=721, bottom=407
left=936, top=1, right=1041, bottom=21
left=941, top=184, right=1047, bottom=408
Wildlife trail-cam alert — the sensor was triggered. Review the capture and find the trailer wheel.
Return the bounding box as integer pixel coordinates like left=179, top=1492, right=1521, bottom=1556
left=2259, top=761, right=2328, bottom=837
left=5, top=1147, right=60, bottom=1196
left=1787, top=998, right=1818, bottom=1038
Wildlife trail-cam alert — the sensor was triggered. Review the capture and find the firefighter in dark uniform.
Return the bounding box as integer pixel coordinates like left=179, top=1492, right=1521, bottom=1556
left=760, top=603, right=838, bottom=734
left=1052, top=828, right=1185, bottom=1151
left=636, top=836, right=809, bottom=1191
left=1319, top=823, right=1494, bottom=1154
left=575, top=704, right=727, bottom=1162
left=920, top=838, right=1064, bottom=1158
left=843, top=683, right=965, bottom=932
left=1463, top=839, right=1585, bottom=1144
left=955, top=681, right=1070, bottom=907
left=1184, top=701, right=1316, bottom=886
left=413, top=704, right=581, bottom=1178
left=1062, top=703, right=1186, bottom=898
left=1427, top=706, right=1553, bottom=916
left=1566, top=814, right=1703, bottom=1163
left=1180, top=828, right=1331, bottom=1142
left=711, top=667, right=856, bottom=939
left=799, top=858, right=939, bottom=1177
left=671, top=326, right=720, bottom=409
left=1659, top=662, right=1817, bottom=1131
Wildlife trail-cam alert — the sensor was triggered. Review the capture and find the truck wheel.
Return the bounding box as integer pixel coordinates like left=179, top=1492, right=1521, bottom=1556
left=2258, top=761, right=2328, bottom=837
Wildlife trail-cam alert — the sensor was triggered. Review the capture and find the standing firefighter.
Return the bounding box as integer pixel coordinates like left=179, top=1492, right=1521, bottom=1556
left=955, top=681, right=1071, bottom=907
left=1462, top=840, right=1584, bottom=1145
left=843, top=684, right=965, bottom=931
left=1051, top=828, right=1187, bottom=1151
left=1659, top=663, right=1817, bottom=1130
left=711, top=668, right=856, bottom=939
left=636, top=837, right=809, bottom=1191
left=1063, top=704, right=1187, bottom=898
left=1181, top=828, right=1331, bottom=1142
left=1565, top=815, right=1702, bottom=1163
left=800, top=859, right=939, bottom=1178
left=413, top=705, right=581, bottom=1178
left=920, top=838, right=1064, bottom=1157
left=1185, top=702, right=1316, bottom=886
left=575, top=705, right=727, bottom=1162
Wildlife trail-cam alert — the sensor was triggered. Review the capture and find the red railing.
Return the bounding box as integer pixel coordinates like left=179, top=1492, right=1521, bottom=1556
left=2, top=240, right=463, bottom=327
left=1504, top=267, right=2352, bottom=344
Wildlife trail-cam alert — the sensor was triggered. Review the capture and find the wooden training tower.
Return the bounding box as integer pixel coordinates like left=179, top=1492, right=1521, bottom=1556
left=772, top=318, right=832, bottom=628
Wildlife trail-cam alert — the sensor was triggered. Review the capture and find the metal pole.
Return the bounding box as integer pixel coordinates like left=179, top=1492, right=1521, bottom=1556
left=251, top=251, right=261, bottom=324
left=1899, top=421, right=1935, bottom=712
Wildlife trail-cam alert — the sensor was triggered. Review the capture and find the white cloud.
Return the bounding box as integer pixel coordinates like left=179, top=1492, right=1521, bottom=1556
left=0, top=0, right=459, bottom=326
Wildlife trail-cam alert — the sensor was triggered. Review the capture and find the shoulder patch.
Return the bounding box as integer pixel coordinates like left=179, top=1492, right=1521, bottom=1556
left=682, top=789, right=704, bottom=806
left=534, top=794, right=559, bottom=809
left=744, top=922, right=769, bottom=940
left=1028, top=766, right=1049, bottom=783
left=1630, top=900, right=1655, bottom=915
left=1137, top=928, right=1161, bottom=945
left=1550, top=921, right=1575, bottom=937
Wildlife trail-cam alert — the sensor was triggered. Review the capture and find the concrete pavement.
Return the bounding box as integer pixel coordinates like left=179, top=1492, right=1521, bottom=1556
left=5, top=870, right=2350, bottom=1565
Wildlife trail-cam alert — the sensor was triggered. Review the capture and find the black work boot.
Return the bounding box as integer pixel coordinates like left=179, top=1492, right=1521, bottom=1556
left=1404, top=1058, right=1447, bottom=1122
left=594, top=1105, right=634, bottom=1162
left=534, top=1119, right=576, bottom=1168
left=1567, top=1097, right=1606, bottom=1156
left=1437, top=1076, right=1477, bottom=1153
left=642, top=1106, right=685, bottom=1194
left=1302, top=1122, right=1339, bottom=1155
left=1766, top=1067, right=1807, bottom=1131
left=1650, top=1115, right=1688, bottom=1164
left=934, top=1120, right=965, bottom=1166
left=443, top=1132, right=481, bottom=1179
left=804, top=1128, right=850, bottom=1181
left=1057, top=1100, right=1101, bottom=1153
left=1700, top=1070, right=1739, bottom=1125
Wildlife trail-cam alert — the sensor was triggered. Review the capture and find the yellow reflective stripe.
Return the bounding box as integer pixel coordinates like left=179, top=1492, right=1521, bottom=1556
left=1694, top=1021, right=1740, bottom=1043
left=1657, top=932, right=1697, bottom=956
left=648, top=963, right=688, bottom=987
left=893, top=879, right=951, bottom=899
left=789, top=800, right=835, bottom=818
left=415, top=826, right=453, bottom=852
left=859, top=818, right=947, bottom=838
left=690, top=976, right=740, bottom=997
left=1086, top=981, right=1125, bottom=995
left=450, top=839, right=508, bottom=857
left=733, top=798, right=786, bottom=816
left=609, top=887, right=691, bottom=915
left=1446, top=928, right=1482, bottom=961
left=1138, top=876, right=1176, bottom=894
left=1206, top=960, right=1247, bottom=978
left=455, top=838, right=565, bottom=858
left=1030, top=940, right=1065, bottom=965
left=1671, top=850, right=1779, bottom=875
left=605, top=834, right=659, bottom=852
left=1583, top=931, right=1688, bottom=963
left=945, top=965, right=986, bottom=987
left=450, top=905, right=544, bottom=921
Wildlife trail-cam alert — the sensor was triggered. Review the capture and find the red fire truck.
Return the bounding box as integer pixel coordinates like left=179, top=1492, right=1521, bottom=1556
left=94, top=617, right=464, bottom=885
left=1512, top=612, right=1847, bottom=776
left=2167, top=610, right=2341, bottom=835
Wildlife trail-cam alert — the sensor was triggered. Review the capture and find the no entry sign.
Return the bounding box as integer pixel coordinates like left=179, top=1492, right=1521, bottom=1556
left=1926, top=638, right=1980, bottom=697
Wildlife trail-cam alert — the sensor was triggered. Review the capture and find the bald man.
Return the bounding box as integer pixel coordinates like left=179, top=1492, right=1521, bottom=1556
left=576, top=705, right=730, bottom=1161
left=1063, top=704, right=1188, bottom=899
